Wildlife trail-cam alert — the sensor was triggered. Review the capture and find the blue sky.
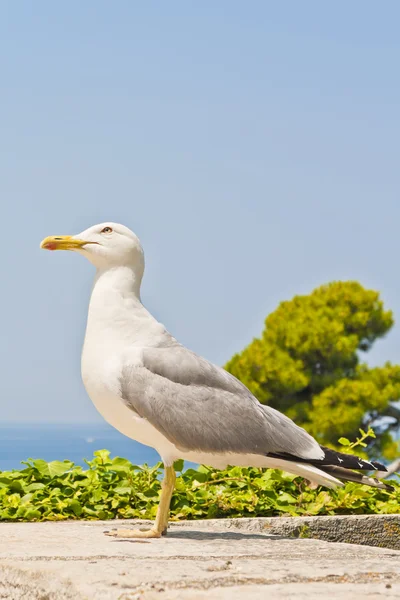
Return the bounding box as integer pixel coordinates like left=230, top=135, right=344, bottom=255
left=1, top=2, right=400, bottom=423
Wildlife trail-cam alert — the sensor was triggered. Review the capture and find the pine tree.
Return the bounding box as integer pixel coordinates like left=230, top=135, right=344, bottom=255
left=225, top=281, right=400, bottom=459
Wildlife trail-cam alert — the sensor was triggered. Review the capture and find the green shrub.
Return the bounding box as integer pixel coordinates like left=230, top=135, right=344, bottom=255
left=0, top=449, right=398, bottom=522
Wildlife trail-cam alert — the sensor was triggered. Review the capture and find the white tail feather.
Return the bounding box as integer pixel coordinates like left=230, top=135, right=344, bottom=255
left=263, top=457, right=343, bottom=489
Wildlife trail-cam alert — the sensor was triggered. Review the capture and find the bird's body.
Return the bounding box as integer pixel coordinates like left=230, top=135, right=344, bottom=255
left=41, top=222, right=391, bottom=538
left=80, top=261, right=339, bottom=487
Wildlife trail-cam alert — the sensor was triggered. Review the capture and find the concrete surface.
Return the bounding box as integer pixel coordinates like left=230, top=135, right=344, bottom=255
left=1, top=518, right=399, bottom=599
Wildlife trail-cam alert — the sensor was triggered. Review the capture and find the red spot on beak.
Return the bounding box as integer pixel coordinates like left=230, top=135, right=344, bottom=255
left=44, top=242, right=57, bottom=251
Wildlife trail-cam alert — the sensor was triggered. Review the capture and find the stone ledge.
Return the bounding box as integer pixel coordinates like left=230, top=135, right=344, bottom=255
left=169, top=514, right=400, bottom=550
left=0, top=517, right=399, bottom=599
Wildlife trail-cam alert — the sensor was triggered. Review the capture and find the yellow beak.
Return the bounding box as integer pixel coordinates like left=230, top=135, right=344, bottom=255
left=40, top=235, right=93, bottom=251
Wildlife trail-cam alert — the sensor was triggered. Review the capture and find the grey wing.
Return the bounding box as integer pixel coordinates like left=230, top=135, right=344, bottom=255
left=120, top=345, right=322, bottom=460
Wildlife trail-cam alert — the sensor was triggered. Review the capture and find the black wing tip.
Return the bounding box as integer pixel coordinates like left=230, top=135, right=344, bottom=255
left=267, top=447, right=389, bottom=473
left=371, top=460, right=387, bottom=471
left=320, top=446, right=387, bottom=472
left=321, top=465, right=395, bottom=492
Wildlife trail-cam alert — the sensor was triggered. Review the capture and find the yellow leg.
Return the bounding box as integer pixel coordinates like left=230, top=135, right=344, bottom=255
left=105, top=466, right=176, bottom=539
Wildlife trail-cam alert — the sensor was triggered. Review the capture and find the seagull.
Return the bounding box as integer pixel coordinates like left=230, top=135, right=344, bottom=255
left=40, top=222, right=391, bottom=538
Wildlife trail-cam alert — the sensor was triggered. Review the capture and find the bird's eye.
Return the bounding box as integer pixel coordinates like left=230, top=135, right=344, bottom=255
left=101, top=227, right=113, bottom=234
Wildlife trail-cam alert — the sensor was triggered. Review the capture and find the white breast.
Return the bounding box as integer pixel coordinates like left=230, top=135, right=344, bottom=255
left=81, top=343, right=179, bottom=464
left=80, top=267, right=183, bottom=465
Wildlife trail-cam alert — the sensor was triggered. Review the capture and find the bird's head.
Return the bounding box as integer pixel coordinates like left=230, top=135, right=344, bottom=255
left=40, top=222, right=144, bottom=273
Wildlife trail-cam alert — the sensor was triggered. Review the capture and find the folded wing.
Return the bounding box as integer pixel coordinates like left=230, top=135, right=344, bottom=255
left=119, top=344, right=324, bottom=461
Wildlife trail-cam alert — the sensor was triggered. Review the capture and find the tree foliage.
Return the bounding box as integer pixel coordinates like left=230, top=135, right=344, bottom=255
left=225, top=281, right=400, bottom=459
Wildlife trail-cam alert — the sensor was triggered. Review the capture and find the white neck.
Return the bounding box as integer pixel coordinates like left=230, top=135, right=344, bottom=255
left=93, top=265, right=142, bottom=302
left=83, top=265, right=165, bottom=348
left=86, top=266, right=144, bottom=336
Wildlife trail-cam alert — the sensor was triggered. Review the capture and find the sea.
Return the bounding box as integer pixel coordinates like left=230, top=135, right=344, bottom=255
left=0, top=422, right=165, bottom=472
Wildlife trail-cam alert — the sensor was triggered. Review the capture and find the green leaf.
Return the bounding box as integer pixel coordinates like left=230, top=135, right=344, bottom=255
left=114, top=486, right=132, bottom=495
left=185, top=469, right=208, bottom=483
left=93, top=450, right=111, bottom=463
left=197, top=465, right=211, bottom=474
left=25, top=483, right=46, bottom=492
left=173, top=460, right=184, bottom=472
left=7, top=480, right=25, bottom=493
left=33, top=460, right=73, bottom=478
left=24, top=508, right=41, bottom=520
left=68, top=500, right=83, bottom=516
left=111, top=457, right=132, bottom=466
left=277, top=492, right=297, bottom=505
left=338, top=437, right=351, bottom=446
